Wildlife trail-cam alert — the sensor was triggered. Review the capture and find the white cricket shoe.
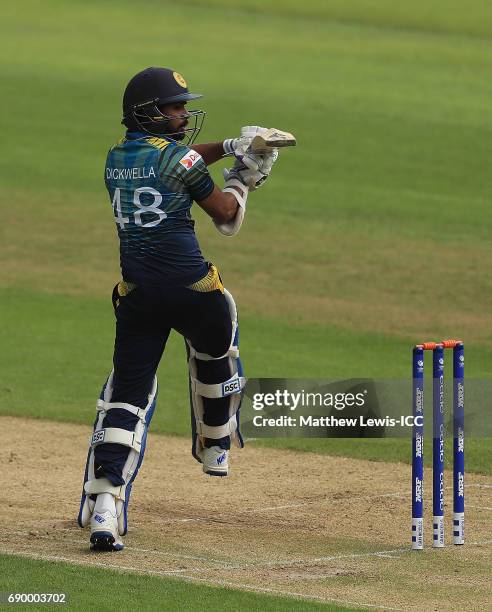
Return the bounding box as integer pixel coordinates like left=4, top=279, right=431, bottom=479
left=200, top=446, right=229, bottom=477
left=90, top=493, right=124, bottom=552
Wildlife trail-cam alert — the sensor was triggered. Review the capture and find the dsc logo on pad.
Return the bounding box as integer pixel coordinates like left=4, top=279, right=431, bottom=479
left=92, top=430, right=106, bottom=445
left=222, top=378, right=241, bottom=396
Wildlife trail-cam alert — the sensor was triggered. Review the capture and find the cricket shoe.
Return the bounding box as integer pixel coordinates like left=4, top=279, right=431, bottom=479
left=200, top=446, right=229, bottom=477
left=90, top=493, right=124, bottom=552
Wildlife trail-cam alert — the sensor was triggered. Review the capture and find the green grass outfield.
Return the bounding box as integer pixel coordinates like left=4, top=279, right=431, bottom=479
left=0, top=554, right=354, bottom=612
left=2, top=0, right=492, bottom=608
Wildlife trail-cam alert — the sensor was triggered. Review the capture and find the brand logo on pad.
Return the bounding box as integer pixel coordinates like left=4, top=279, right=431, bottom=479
left=94, top=515, right=105, bottom=524
left=217, top=453, right=227, bottom=465
left=92, top=430, right=105, bottom=445
left=179, top=151, right=201, bottom=170
left=222, top=377, right=240, bottom=396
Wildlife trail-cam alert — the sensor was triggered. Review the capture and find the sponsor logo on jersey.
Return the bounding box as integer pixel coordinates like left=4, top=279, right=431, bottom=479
left=179, top=151, right=202, bottom=170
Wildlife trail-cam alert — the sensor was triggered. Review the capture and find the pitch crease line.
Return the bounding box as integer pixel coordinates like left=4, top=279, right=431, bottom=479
left=2, top=529, right=238, bottom=567
left=245, top=482, right=491, bottom=514
left=0, top=530, right=411, bottom=571
left=246, top=492, right=405, bottom=513
left=0, top=530, right=407, bottom=571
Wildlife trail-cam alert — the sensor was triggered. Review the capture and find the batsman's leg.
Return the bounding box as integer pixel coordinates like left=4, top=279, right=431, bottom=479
left=176, top=267, right=245, bottom=476
left=78, top=283, right=169, bottom=551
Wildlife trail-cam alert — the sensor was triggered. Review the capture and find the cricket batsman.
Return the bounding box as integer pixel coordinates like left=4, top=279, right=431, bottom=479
left=77, top=67, right=281, bottom=551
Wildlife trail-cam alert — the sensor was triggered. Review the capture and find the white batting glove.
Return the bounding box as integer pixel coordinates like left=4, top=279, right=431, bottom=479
left=224, top=147, right=278, bottom=190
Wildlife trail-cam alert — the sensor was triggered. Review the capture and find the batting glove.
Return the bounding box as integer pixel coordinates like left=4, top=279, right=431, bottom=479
left=224, top=147, right=278, bottom=190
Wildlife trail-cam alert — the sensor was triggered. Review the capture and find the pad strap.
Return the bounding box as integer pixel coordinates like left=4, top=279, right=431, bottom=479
left=91, top=427, right=143, bottom=452
left=188, top=346, right=239, bottom=361
left=195, top=416, right=238, bottom=439
left=97, top=399, right=146, bottom=420
left=84, top=477, right=127, bottom=501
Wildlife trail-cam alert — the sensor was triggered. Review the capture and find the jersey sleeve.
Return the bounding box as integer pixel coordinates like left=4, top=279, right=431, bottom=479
left=164, top=145, right=215, bottom=202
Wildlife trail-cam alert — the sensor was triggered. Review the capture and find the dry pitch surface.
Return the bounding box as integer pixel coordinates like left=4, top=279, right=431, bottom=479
left=2, top=417, right=491, bottom=611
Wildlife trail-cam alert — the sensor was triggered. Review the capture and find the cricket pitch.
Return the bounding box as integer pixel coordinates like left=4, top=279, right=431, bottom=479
left=1, top=417, right=491, bottom=611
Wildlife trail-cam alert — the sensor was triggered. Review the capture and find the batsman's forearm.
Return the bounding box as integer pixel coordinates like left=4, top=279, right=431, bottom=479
left=190, top=142, right=224, bottom=166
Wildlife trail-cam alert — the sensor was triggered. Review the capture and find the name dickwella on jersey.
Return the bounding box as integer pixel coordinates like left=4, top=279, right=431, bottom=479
left=106, top=166, right=156, bottom=180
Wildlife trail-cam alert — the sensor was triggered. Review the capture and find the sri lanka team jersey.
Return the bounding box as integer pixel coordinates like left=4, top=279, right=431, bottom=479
left=104, top=131, right=214, bottom=286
